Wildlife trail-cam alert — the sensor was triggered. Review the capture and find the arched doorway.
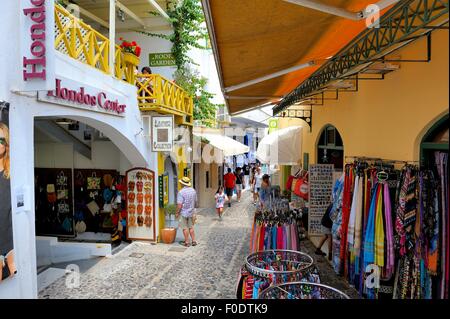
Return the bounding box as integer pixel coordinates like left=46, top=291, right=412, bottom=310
left=420, top=114, right=449, bottom=166
left=317, top=125, right=344, bottom=170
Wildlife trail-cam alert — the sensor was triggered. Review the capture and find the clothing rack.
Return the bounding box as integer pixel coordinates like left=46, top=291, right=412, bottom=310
left=345, top=156, right=419, bottom=165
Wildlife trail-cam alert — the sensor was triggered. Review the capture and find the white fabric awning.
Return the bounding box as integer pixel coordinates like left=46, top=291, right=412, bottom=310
left=193, top=132, right=250, bottom=157
left=256, top=126, right=303, bottom=165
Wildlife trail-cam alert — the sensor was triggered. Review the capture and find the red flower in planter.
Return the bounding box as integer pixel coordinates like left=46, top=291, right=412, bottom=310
left=119, top=39, right=141, bottom=56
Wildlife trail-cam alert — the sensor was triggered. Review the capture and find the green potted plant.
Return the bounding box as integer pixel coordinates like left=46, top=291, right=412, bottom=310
left=164, top=203, right=177, bottom=221
left=161, top=204, right=178, bottom=244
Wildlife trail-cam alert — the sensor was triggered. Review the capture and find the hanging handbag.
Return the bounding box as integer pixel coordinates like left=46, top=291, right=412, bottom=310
left=103, top=203, right=112, bottom=213
left=117, top=218, right=124, bottom=232
left=321, top=203, right=333, bottom=229
left=286, top=175, right=295, bottom=191
left=74, top=171, right=85, bottom=188
left=56, top=171, right=68, bottom=187
left=286, top=169, right=301, bottom=190
left=57, top=189, right=68, bottom=200
left=57, top=200, right=70, bottom=214
left=75, top=220, right=87, bottom=233
left=87, top=200, right=100, bottom=216
left=62, top=217, right=73, bottom=232
left=294, top=177, right=309, bottom=200
left=102, top=214, right=114, bottom=228
left=103, top=174, right=114, bottom=188
left=290, top=178, right=299, bottom=193
left=87, top=172, right=101, bottom=190
left=47, top=184, right=57, bottom=203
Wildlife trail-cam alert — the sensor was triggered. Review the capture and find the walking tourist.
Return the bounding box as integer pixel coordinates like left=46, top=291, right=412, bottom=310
left=258, top=174, right=271, bottom=207
left=235, top=167, right=244, bottom=203
left=176, top=177, right=198, bottom=247
left=224, top=168, right=236, bottom=207
left=215, top=186, right=226, bottom=220
left=253, top=167, right=263, bottom=205
left=315, top=202, right=333, bottom=259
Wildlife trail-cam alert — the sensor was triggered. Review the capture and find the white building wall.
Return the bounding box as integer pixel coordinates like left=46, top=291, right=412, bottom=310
left=0, top=1, right=159, bottom=298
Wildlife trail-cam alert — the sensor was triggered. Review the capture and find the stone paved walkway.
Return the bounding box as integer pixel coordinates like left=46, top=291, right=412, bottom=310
left=39, top=192, right=358, bottom=299
left=39, top=193, right=255, bottom=299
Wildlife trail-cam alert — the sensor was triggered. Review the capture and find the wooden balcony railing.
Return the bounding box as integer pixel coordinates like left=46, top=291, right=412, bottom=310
left=54, top=4, right=193, bottom=124
left=136, top=74, right=194, bottom=126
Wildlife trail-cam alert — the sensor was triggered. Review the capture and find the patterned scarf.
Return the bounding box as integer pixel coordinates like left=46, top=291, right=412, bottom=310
left=375, top=185, right=385, bottom=267
left=395, top=166, right=417, bottom=256
left=364, top=183, right=381, bottom=268
left=340, top=165, right=354, bottom=276
left=383, top=182, right=395, bottom=278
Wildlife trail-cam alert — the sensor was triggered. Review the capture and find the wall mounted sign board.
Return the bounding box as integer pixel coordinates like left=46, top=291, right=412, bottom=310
left=308, top=164, right=334, bottom=236
left=152, top=116, right=173, bottom=152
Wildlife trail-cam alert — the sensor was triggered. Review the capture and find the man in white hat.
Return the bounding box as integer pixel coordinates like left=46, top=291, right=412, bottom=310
left=176, top=177, right=198, bottom=247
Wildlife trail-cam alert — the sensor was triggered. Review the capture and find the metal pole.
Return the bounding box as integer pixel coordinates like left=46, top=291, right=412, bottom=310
left=109, top=0, right=116, bottom=75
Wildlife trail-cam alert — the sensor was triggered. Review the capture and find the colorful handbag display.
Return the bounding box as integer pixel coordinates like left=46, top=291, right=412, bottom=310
left=87, top=172, right=101, bottom=190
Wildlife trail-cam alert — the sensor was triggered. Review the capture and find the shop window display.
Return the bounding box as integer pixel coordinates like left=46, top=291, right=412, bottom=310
left=35, top=168, right=124, bottom=238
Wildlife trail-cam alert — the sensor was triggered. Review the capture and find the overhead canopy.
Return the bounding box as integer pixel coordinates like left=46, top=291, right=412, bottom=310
left=202, top=0, right=393, bottom=114
left=193, top=132, right=250, bottom=157
left=257, top=126, right=303, bottom=165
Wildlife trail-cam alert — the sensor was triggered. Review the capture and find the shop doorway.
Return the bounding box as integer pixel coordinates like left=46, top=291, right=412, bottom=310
left=420, top=114, right=449, bottom=166
left=317, top=125, right=344, bottom=170
left=34, top=117, right=135, bottom=241
left=164, top=156, right=178, bottom=205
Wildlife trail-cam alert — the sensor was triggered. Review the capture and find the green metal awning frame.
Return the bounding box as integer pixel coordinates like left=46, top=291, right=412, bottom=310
left=273, top=0, right=449, bottom=115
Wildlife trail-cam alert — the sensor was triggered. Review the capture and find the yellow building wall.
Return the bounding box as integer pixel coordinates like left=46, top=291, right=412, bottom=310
left=279, top=29, right=449, bottom=167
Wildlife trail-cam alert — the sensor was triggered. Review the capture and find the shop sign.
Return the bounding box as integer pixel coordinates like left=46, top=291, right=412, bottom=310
left=149, top=53, right=176, bottom=67
left=38, top=77, right=127, bottom=116
left=308, top=164, right=334, bottom=236
left=152, top=116, right=173, bottom=152
left=19, top=0, right=55, bottom=91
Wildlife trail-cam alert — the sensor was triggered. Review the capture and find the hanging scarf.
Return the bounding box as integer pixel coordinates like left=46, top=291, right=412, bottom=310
left=395, top=166, right=417, bottom=256
left=340, top=165, right=354, bottom=276
left=383, top=182, right=395, bottom=278
left=364, top=184, right=381, bottom=268
left=354, top=177, right=364, bottom=274
left=375, top=184, right=385, bottom=267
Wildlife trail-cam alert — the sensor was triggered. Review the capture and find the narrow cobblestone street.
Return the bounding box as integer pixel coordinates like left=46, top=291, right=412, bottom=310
left=39, top=192, right=255, bottom=299
left=39, top=192, right=358, bottom=299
